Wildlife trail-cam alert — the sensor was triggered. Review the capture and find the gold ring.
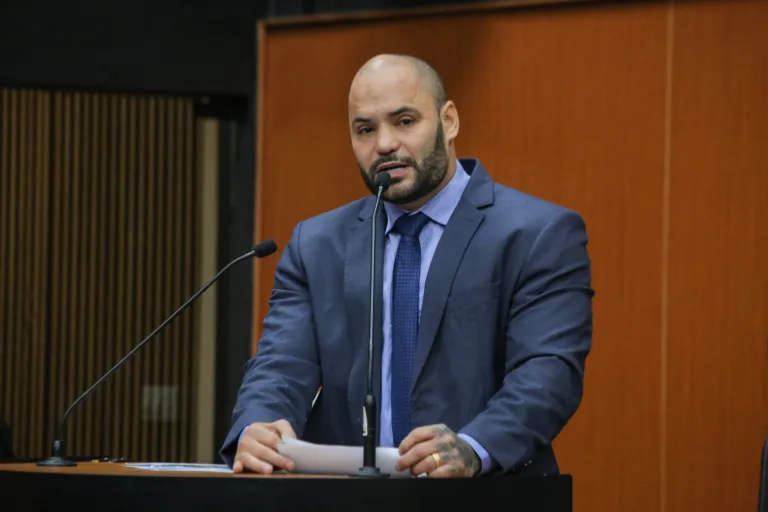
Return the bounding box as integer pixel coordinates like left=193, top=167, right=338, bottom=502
left=431, top=453, right=441, bottom=468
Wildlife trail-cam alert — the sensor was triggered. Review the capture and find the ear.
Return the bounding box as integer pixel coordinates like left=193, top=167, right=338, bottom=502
left=440, top=100, right=460, bottom=144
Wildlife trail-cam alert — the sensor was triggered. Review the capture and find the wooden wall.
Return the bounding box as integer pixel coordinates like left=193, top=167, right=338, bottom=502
left=253, top=0, right=768, bottom=511
left=0, top=88, right=200, bottom=463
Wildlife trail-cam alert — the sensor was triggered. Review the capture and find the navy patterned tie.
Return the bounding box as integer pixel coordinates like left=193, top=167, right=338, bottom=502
left=391, top=212, right=430, bottom=447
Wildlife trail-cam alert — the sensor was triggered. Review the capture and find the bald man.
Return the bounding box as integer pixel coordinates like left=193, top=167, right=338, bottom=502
left=220, top=54, right=594, bottom=478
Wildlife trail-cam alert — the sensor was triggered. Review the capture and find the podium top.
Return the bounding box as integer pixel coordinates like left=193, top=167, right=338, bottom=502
left=0, top=462, right=572, bottom=512
left=0, top=462, right=340, bottom=478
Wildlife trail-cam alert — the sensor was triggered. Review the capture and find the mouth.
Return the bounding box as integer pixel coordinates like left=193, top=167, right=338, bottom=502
left=376, top=162, right=411, bottom=179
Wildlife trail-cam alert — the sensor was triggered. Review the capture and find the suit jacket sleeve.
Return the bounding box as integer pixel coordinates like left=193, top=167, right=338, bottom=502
left=459, top=210, right=594, bottom=473
left=219, top=221, right=321, bottom=466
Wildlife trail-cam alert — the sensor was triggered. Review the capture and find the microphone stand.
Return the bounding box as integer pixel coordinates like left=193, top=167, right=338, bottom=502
left=37, top=241, right=277, bottom=467
left=355, top=173, right=391, bottom=479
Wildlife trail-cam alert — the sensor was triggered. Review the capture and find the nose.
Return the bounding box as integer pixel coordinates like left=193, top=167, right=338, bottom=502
left=375, top=126, right=400, bottom=155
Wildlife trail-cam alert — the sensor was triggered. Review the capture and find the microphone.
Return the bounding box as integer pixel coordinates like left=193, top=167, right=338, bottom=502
left=355, top=171, right=392, bottom=478
left=36, top=239, right=279, bottom=467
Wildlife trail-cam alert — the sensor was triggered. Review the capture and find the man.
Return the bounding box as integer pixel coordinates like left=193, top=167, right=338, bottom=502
left=220, top=54, right=594, bottom=478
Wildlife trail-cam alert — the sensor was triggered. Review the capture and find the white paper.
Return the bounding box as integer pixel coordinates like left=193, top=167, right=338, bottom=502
left=125, top=462, right=233, bottom=473
left=277, top=436, right=411, bottom=478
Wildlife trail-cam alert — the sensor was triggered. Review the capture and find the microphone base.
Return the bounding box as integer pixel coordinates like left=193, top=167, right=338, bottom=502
left=353, top=466, right=390, bottom=479
left=36, top=456, right=77, bottom=467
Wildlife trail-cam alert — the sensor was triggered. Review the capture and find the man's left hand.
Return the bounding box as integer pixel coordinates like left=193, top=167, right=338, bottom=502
left=395, top=424, right=481, bottom=478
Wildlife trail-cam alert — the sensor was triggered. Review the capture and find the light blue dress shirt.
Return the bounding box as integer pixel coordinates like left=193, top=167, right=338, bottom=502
left=379, top=160, right=493, bottom=474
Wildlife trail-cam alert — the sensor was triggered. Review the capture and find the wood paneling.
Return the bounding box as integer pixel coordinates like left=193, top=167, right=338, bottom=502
left=0, top=89, right=50, bottom=460
left=666, top=1, right=768, bottom=511
left=0, top=88, right=200, bottom=463
left=255, top=2, right=668, bottom=511
left=255, top=0, right=768, bottom=511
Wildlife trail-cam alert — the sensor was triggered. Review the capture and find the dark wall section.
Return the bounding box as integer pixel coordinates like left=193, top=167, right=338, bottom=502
left=269, top=0, right=476, bottom=16
left=0, top=0, right=266, bottom=96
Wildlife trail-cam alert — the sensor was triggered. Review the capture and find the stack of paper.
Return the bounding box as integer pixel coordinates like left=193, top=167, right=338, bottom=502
left=277, top=436, right=411, bottom=478
left=125, top=462, right=233, bottom=473
left=125, top=438, right=413, bottom=478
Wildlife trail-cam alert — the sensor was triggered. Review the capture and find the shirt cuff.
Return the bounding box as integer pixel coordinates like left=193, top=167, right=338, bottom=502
left=238, top=425, right=249, bottom=443
left=457, top=433, right=493, bottom=475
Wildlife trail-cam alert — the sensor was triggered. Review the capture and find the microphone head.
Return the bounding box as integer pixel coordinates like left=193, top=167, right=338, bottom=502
left=374, top=172, right=393, bottom=192
left=252, top=239, right=278, bottom=258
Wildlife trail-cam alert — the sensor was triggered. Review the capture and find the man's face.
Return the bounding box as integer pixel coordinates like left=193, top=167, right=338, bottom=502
left=349, top=64, right=450, bottom=206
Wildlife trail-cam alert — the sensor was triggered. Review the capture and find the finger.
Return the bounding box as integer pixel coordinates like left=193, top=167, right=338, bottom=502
left=239, top=434, right=295, bottom=472
left=396, top=439, right=438, bottom=472
left=272, top=419, right=297, bottom=439
left=235, top=451, right=273, bottom=474
left=249, top=425, right=283, bottom=450
left=250, top=441, right=295, bottom=472
left=398, top=424, right=441, bottom=455
left=410, top=453, right=439, bottom=476
left=232, top=460, right=243, bottom=473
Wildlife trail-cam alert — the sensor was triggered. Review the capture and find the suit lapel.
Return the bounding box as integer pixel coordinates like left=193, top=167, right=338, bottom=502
left=411, top=160, right=495, bottom=392
left=345, top=199, right=386, bottom=440
left=411, top=201, right=484, bottom=391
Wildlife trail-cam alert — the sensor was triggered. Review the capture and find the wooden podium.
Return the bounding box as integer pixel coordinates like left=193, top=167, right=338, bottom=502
left=0, top=462, right=572, bottom=511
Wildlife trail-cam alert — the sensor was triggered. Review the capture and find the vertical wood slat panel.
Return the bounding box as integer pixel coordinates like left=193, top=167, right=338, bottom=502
left=0, top=90, right=9, bottom=427
left=17, top=90, right=29, bottom=460
left=125, top=95, right=139, bottom=462
left=137, top=96, right=151, bottom=463
left=96, top=94, right=110, bottom=458
left=0, top=89, right=50, bottom=458
left=181, top=101, right=195, bottom=463
left=163, top=99, right=176, bottom=463
left=114, top=95, right=129, bottom=458
left=107, top=94, right=122, bottom=458
left=49, top=92, right=64, bottom=452
left=0, top=87, right=199, bottom=463
left=84, top=94, right=99, bottom=455
left=7, top=90, right=20, bottom=442
left=31, top=91, right=51, bottom=454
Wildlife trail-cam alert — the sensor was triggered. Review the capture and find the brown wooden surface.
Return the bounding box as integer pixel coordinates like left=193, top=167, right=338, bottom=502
left=0, top=90, right=199, bottom=463
left=665, top=1, right=768, bottom=510
left=254, top=1, right=768, bottom=511
left=0, top=462, right=344, bottom=479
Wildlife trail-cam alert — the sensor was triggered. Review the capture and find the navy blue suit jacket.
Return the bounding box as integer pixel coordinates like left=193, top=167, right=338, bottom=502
left=220, top=159, right=594, bottom=475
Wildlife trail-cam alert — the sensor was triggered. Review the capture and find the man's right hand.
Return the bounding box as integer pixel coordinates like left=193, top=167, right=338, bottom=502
left=232, top=419, right=297, bottom=474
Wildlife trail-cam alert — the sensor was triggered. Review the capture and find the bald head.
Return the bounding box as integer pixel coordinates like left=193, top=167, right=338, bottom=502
left=347, top=53, right=460, bottom=210
left=350, top=54, right=446, bottom=111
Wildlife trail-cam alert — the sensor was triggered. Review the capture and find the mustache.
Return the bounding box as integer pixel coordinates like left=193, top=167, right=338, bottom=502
left=370, top=156, right=418, bottom=174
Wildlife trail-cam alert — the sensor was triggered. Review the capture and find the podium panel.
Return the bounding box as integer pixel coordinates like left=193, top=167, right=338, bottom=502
left=0, top=463, right=571, bottom=511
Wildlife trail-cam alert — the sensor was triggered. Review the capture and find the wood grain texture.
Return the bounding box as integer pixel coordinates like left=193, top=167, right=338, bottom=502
left=255, top=2, right=668, bottom=511
left=0, top=89, right=200, bottom=463
left=665, top=1, right=768, bottom=511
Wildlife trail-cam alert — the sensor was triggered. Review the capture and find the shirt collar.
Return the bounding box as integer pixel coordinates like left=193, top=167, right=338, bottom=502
left=383, top=159, right=470, bottom=235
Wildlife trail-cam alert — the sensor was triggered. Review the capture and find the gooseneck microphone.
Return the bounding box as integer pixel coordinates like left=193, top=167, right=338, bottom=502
left=355, top=171, right=392, bottom=478
left=37, top=239, right=279, bottom=467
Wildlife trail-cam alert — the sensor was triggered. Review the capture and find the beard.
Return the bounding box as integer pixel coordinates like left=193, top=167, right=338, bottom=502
left=359, top=123, right=449, bottom=206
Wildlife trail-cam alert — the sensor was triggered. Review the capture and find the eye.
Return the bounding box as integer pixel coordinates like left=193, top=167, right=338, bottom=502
left=398, top=117, right=414, bottom=127
left=357, top=126, right=374, bottom=135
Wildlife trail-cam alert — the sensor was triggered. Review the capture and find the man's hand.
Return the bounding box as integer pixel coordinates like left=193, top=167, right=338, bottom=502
left=395, top=424, right=481, bottom=478
left=232, top=419, right=297, bottom=474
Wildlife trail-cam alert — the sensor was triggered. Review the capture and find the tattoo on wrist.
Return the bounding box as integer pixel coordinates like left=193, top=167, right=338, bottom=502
left=431, top=425, right=481, bottom=477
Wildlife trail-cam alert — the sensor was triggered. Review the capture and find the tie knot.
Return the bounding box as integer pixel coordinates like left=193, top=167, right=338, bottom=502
left=394, top=212, right=429, bottom=238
